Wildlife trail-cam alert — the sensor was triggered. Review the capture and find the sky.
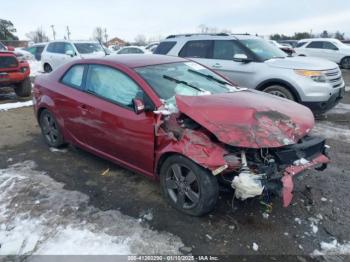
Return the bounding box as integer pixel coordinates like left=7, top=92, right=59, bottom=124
left=1, top=0, right=350, bottom=42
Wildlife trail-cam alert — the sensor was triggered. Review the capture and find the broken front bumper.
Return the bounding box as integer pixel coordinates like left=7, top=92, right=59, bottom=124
left=281, top=154, right=329, bottom=207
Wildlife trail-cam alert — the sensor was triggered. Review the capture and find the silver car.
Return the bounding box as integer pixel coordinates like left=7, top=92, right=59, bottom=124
left=155, top=33, right=345, bottom=114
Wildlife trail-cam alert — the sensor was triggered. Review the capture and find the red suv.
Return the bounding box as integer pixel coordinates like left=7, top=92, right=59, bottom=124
left=33, top=55, right=329, bottom=216
left=0, top=51, right=31, bottom=97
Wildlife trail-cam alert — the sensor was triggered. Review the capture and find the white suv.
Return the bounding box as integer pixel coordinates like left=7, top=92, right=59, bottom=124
left=154, top=33, right=345, bottom=114
left=41, top=40, right=107, bottom=72
left=295, top=38, right=350, bottom=69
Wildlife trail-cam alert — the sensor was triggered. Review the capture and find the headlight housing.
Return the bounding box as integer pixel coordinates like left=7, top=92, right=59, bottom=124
left=294, top=69, right=327, bottom=83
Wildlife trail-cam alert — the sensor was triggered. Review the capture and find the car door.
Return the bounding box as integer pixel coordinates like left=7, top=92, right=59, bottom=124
left=53, top=42, right=76, bottom=68
left=305, top=41, right=324, bottom=58
left=322, top=41, right=341, bottom=63
left=78, top=64, right=155, bottom=174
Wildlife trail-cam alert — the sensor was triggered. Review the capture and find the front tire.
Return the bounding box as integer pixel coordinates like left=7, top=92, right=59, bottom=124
left=340, top=56, right=350, bottom=69
left=43, top=63, right=53, bottom=73
left=160, top=155, right=219, bottom=216
left=14, top=77, right=31, bottom=97
left=39, top=109, right=66, bottom=148
left=263, top=85, right=295, bottom=101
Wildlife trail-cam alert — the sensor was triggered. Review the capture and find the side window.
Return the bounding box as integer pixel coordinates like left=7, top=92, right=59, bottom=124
left=307, top=41, right=323, bottom=49
left=61, top=65, right=85, bottom=89
left=46, top=43, right=56, bottom=53
left=26, top=47, right=36, bottom=55
left=296, top=42, right=307, bottom=48
left=213, top=40, right=247, bottom=60
left=86, top=65, right=142, bottom=108
left=153, top=41, right=176, bottom=54
left=54, top=42, right=66, bottom=54
left=118, top=48, right=129, bottom=54
left=179, top=40, right=213, bottom=58
left=130, top=48, right=143, bottom=53
left=323, top=42, right=338, bottom=50
left=64, top=43, right=75, bottom=53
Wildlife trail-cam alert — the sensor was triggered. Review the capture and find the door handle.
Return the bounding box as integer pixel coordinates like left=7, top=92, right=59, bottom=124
left=212, top=63, right=222, bottom=68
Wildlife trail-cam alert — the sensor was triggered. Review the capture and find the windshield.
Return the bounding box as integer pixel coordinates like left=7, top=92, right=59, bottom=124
left=241, top=39, right=286, bottom=61
left=135, top=62, right=237, bottom=107
left=74, top=43, right=104, bottom=54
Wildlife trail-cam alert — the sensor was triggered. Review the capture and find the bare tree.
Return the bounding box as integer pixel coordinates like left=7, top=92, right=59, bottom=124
left=93, top=27, right=104, bottom=43
left=134, top=34, right=146, bottom=46
left=26, top=27, right=49, bottom=43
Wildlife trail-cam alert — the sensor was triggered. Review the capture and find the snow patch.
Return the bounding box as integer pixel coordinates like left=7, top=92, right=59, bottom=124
left=345, top=86, right=350, bottom=92
left=252, top=243, right=259, bottom=251
left=28, top=60, right=43, bottom=77
left=293, top=158, right=309, bottom=166
left=0, top=161, right=183, bottom=255
left=0, top=100, right=33, bottom=111
left=313, top=122, right=350, bottom=143
left=49, top=147, right=68, bottom=153
left=312, top=239, right=350, bottom=256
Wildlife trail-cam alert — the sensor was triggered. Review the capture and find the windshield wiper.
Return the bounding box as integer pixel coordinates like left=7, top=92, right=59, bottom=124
left=162, top=74, right=204, bottom=92
left=187, top=69, right=231, bottom=86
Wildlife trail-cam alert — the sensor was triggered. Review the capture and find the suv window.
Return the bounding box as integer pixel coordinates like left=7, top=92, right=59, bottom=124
left=61, top=65, right=85, bottom=89
left=46, top=42, right=74, bottom=54
left=323, top=42, right=338, bottom=50
left=307, top=41, right=323, bottom=49
left=213, top=40, right=247, bottom=60
left=86, top=65, right=141, bottom=108
left=153, top=41, right=176, bottom=54
left=179, top=40, right=213, bottom=58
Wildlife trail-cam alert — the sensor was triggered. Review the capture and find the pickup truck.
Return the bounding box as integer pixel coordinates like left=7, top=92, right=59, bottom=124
left=0, top=51, right=31, bottom=97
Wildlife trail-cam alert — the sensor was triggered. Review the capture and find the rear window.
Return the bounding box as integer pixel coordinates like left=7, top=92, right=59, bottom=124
left=179, top=40, right=213, bottom=58
left=153, top=41, right=176, bottom=54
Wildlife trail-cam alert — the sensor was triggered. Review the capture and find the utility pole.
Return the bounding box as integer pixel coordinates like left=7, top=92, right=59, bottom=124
left=50, top=25, right=56, bottom=40
left=104, top=28, right=108, bottom=44
left=66, top=26, right=71, bottom=40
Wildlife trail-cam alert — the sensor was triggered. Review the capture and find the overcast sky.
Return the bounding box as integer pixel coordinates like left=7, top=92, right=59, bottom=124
left=2, top=0, right=350, bottom=41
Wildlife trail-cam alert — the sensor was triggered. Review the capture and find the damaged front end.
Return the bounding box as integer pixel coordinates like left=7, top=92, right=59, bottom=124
left=155, top=93, right=330, bottom=208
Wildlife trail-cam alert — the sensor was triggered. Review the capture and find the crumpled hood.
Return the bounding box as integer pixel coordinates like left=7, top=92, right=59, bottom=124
left=266, top=56, right=337, bottom=70
left=175, top=90, right=314, bottom=148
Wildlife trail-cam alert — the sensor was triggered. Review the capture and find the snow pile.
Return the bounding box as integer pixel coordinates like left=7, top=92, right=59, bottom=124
left=0, top=161, right=183, bottom=255
left=313, top=122, right=350, bottom=143
left=312, top=239, right=350, bottom=256
left=0, top=101, right=33, bottom=111
left=28, top=60, right=43, bottom=77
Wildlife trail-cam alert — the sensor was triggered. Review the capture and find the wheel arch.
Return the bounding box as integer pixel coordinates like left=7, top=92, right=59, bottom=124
left=256, top=79, right=301, bottom=102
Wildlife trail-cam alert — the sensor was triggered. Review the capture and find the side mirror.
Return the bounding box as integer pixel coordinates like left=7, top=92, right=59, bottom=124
left=65, top=50, right=75, bottom=57
left=6, top=46, right=15, bottom=51
left=132, top=98, right=145, bottom=114
left=233, top=54, right=251, bottom=63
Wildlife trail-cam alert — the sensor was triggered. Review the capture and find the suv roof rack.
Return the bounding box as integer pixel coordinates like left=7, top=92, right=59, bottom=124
left=165, top=33, right=250, bottom=39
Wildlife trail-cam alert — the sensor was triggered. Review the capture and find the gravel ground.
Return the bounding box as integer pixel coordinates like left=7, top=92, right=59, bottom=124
left=0, top=69, right=349, bottom=261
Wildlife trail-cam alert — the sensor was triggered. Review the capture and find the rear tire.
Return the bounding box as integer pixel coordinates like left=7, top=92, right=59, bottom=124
left=160, top=154, right=219, bottom=216
left=39, top=109, right=66, bottom=148
left=44, top=63, right=52, bottom=73
left=263, top=85, right=295, bottom=101
left=340, top=56, right=350, bottom=69
left=14, top=77, right=31, bottom=97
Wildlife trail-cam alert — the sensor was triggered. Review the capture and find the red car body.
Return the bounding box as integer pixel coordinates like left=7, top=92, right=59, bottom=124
left=0, top=51, right=30, bottom=87
left=33, top=55, right=329, bottom=211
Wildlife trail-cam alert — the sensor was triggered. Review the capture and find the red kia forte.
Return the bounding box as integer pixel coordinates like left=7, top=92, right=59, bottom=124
left=33, top=55, right=330, bottom=216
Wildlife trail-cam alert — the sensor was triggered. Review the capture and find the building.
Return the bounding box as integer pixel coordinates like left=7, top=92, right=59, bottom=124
left=105, top=37, right=126, bottom=47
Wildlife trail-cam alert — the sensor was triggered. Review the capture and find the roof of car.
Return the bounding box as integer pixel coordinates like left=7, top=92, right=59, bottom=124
left=164, top=33, right=257, bottom=41
left=102, top=54, right=187, bottom=68
left=298, top=38, right=341, bottom=42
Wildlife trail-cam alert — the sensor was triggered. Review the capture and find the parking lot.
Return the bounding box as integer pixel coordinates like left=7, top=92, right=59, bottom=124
left=0, top=68, right=349, bottom=258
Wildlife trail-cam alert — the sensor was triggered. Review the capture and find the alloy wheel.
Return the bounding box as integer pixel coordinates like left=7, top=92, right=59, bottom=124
left=165, top=163, right=200, bottom=209
left=41, top=113, right=59, bottom=145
